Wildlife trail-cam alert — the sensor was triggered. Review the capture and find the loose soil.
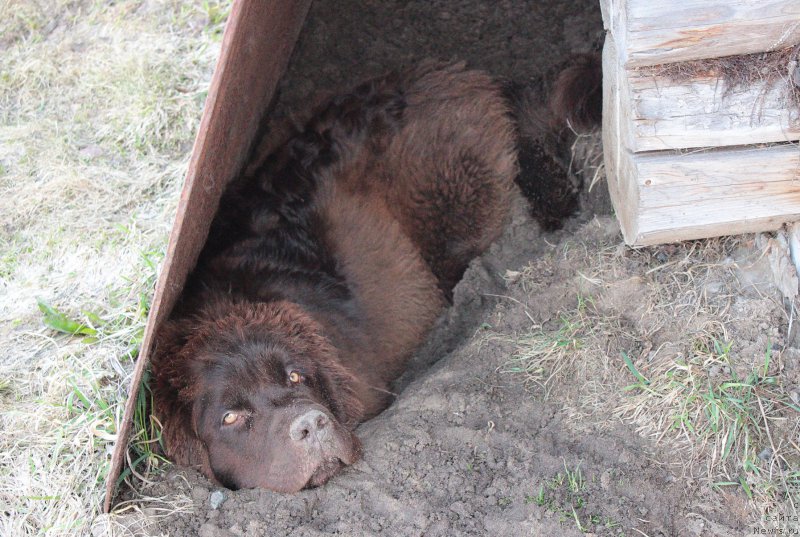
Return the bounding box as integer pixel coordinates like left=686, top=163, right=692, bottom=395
left=120, top=1, right=797, bottom=536
left=138, top=203, right=784, bottom=536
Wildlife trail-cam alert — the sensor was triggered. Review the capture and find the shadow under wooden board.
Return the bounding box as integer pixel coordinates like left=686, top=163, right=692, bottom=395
left=103, top=0, right=312, bottom=513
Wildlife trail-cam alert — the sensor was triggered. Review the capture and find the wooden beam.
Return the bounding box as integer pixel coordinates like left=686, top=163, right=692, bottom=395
left=103, top=0, right=311, bottom=512
left=600, top=0, right=800, bottom=67
left=608, top=140, right=800, bottom=246
left=603, top=30, right=800, bottom=153
left=604, top=35, right=641, bottom=244
left=622, top=59, right=800, bottom=152
left=604, top=36, right=800, bottom=246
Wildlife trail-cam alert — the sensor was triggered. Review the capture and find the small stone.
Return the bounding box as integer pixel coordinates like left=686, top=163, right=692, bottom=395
left=758, top=447, right=773, bottom=461
left=600, top=469, right=613, bottom=490
left=789, top=390, right=799, bottom=405
left=192, top=485, right=209, bottom=503
left=705, top=281, right=723, bottom=294
left=209, top=490, right=226, bottom=510
left=199, top=523, right=235, bottom=537
left=449, top=501, right=468, bottom=518
left=78, top=144, right=104, bottom=160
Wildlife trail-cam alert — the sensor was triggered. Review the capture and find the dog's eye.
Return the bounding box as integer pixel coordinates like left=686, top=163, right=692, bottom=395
left=221, top=412, right=240, bottom=426
left=288, top=370, right=303, bottom=384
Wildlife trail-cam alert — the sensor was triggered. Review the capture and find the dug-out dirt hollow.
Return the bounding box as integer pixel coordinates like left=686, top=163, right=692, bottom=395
left=122, top=1, right=794, bottom=535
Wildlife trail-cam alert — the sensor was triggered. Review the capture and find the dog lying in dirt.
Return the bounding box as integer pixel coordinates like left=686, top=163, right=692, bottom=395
left=152, top=58, right=600, bottom=493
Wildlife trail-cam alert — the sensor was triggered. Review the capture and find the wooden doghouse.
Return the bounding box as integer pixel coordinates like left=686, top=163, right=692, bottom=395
left=103, top=1, right=312, bottom=511
left=601, top=0, right=800, bottom=245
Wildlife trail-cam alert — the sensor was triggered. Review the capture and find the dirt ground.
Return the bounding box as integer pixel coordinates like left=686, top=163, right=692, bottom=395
left=109, top=1, right=800, bottom=536
left=132, top=212, right=749, bottom=537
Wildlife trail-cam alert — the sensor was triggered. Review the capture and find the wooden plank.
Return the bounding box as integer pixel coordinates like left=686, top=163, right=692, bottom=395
left=605, top=37, right=800, bottom=246
left=623, top=62, right=800, bottom=151
left=599, top=0, right=800, bottom=67
left=103, top=0, right=311, bottom=512
left=617, top=144, right=800, bottom=246
left=637, top=213, right=800, bottom=245
left=602, top=32, right=800, bottom=152
left=604, top=36, right=640, bottom=244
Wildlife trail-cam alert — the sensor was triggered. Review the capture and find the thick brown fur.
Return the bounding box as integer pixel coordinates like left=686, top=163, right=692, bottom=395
left=151, top=59, right=601, bottom=492
left=548, top=53, right=603, bottom=133
left=507, top=53, right=602, bottom=229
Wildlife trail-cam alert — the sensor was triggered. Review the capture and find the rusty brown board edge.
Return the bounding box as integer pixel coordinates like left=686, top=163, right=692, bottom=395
left=103, top=0, right=312, bottom=513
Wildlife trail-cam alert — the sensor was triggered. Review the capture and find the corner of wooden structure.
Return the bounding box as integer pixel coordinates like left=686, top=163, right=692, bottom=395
left=602, top=34, right=640, bottom=247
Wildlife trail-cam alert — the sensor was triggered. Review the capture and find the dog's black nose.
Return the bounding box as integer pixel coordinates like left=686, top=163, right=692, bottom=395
left=289, top=409, right=330, bottom=443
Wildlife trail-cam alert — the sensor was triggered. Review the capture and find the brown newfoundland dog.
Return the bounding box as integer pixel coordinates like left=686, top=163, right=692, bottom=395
left=151, top=58, right=600, bottom=493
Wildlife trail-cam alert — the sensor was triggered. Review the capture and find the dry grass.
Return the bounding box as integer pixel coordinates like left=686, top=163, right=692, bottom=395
left=499, top=231, right=800, bottom=526
left=0, top=1, right=230, bottom=534
left=640, top=45, right=800, bottom=108
left=499, top=294, right=636, bottom=398
left=569, top=129, right=604, bottom=194
left=4, top=1, right=799, bottom=534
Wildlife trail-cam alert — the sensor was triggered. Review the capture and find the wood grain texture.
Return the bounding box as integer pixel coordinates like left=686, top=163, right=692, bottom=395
left=104, top=0, right=311, bottom=512
left=600, top=0, right=800, bottom=67
left=613, top=141, right=800, bottom=246
left=604, top=35, right=640, bottom=243
left=622, top=59, right=800, bottom=151
left=604, top=39, right=800, bottom=246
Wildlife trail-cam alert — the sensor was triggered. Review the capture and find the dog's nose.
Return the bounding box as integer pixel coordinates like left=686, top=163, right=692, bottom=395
left=289, top=409, right=330, bottom=443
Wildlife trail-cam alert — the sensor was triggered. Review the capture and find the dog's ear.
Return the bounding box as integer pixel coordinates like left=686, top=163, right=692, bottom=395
left=150, top=319, right=212, bottom=475
left=158, top=400, right=211, bottom=476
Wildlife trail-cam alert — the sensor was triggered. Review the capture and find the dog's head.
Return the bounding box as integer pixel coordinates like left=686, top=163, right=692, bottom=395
left=152, top=300, right=364, bottom=492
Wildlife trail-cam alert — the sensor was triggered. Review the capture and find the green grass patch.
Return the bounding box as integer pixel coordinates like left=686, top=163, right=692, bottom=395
left=117, top=369, right=168, bottom=490
left=499, top=295, right=636, bottom=397
left=629, top=336, right=800, bottom=508
left=37, top=298, right=98, bottom=339
left=501, top=268, right=799, bottom=517
left=526, top=460, right=623, bottom=535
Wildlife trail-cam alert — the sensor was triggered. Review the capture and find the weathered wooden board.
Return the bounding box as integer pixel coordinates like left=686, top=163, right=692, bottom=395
left=600, top=0, right=800, bottom=67
left=604, top=40, right=800, bottom=246
left=632, top=144, right=800, bottom=244
left=607, top=142, right=800, bottom=246
left=103, top=0, right=311, bottom=512
left=603, top=36, right=640, bottom=243
left=603, top=34, right=800, bottom=152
